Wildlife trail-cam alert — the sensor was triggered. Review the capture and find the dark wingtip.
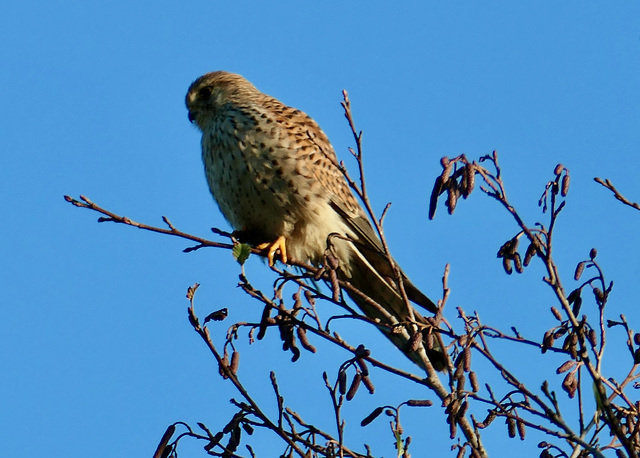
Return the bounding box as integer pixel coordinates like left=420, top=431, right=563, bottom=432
left=405, top=282, right=439, bottom=314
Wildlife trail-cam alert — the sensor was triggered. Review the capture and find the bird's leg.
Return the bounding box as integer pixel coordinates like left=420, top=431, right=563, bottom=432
left=256, top=235, right=288, bottom=266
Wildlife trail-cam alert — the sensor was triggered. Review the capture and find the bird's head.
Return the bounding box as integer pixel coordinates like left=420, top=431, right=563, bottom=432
left=185, top=71, right=259, bottom=130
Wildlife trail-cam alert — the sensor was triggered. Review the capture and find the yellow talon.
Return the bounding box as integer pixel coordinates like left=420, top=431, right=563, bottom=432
left=256, top=235, right=288, bottom=266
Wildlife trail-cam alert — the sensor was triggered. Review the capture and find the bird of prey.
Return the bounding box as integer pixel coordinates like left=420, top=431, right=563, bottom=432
left=185, top=71, right=445, bottom=371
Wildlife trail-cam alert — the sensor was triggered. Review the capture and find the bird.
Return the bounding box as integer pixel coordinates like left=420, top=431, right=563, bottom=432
left=185, top=71, right=445, bottom=371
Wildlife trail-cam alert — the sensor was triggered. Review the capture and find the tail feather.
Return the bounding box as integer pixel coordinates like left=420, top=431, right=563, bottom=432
left=340, top=243, right=446, bottom=371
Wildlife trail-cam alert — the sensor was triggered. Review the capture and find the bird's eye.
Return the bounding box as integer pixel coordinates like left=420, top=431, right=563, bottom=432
left=198, top=86, right=212, bottom=99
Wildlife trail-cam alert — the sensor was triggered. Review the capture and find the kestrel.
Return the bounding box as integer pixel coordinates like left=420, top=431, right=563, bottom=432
left=186, top=71, right=445, bottom=371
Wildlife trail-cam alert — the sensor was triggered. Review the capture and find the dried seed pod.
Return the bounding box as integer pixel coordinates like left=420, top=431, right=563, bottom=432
left=360, top=406, right=384, bottom=426
left=463, top=347, right=471, bottom=372
left=561, top=173, right=570, bottom=197
left=407, top=330, right=422, bottom=352
left=541, top=330, right=555, bottom=352
left=279, top=320, right=292, bottom=351
left=454, top=357, right=465, bottom=379
left=556, top=360, right=577, bottom=374
left=219, top=353, right=230, bottom=379
left=257, top=304, right=272, bottom=340
left=568, top=287, right=581, bottom=306
left=482, top=410, right=497, bottom=426
left=338, top=370, right=347, bottom=395
left=329, top=268, right=340, bottom=301
left=517, top=418, right=526, bottom=440
left=428, top=176, right=445, bottom=220
left=553, top=327, right=568, bottom=339
left=587, top=329, right=597, bottom=347
left=424, top=331, right=435, bottom=350
left=242, top=423, right=254, bottom=435
left=154, top=424, right=176, bottom=458
left=550, top=307, right=563, bottom=321
left=290, top=343, right=301, bottom=362
left=346, top=373, right=362, bottom=401
left=355, top=344, right=371, bottom=359
left=292, top=291, right=303, bottom=310
left=457, top=400, right=469, bottom=419
left=574, top=261, right=586, bottom=281
left=513, top=253, right=523, bottom=274
left=223, top=413, right=243, bottom=434
left=463, top=163, right=476, bottom=198
left=230, top=350, right=240, bottom=374
left=562, top=372, right=577, bottom=398
left=446, top=180, right=459, bottom=215
left=362, top=375, right=375, bottom=394
left=325, top=251, right=341, bottom=270
left=469, top=371, right=479, bottom=393
left=502, top=257, right=513, bottom=275
left=497, top=238, right=519, bottom=257
left=554, top=164, right=564, bottom=176
left=594, top=288, right=605, bottom=306
left=296, top=326, right=317, bottom=353
left=507, top=416, right=517, bottom=438
left=634, top=348, right=640, bottom=365
left=590, top=248, right=598, bottom=259
left=227, top=425, right=241, bottom=452
left=572, top=296, right=583, bottom=317
left=407, top=399, right=433, bottom=407
left=446, top=397, right=460, bottom=418
left=523, top=242, right=537, bottom=266
left=204, top=308, right=228, bottom=323
left=440, top=157, right=454, bottom=181
left=569, top=333, right=579, bottom=359
left=449, top=419, right=457, bottom=439
left=203, top=431, right=224, bottom=451
left=356, top=357, right=370, bottom=377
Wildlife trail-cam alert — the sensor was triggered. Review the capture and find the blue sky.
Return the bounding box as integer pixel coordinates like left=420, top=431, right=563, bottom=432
left=2, top=2, right=639, bottom=457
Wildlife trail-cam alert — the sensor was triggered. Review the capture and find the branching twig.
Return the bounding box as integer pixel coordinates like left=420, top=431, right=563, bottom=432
left=595, top=177, right=640, bottom=212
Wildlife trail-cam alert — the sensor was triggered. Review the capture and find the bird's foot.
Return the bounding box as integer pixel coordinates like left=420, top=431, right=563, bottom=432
left=256, top=235, right=288, bottom=266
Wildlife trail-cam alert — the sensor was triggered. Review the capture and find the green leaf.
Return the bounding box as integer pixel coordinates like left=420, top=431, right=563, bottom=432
left=232, top=243, right=252, bottom=265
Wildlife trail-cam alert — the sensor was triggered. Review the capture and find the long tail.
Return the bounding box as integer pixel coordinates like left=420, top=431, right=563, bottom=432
left=338, top=242, right=447, bottom=371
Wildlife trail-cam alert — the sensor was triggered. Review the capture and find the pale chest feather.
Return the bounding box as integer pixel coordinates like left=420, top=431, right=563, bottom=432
left=200, top=106, right=347, bottom=262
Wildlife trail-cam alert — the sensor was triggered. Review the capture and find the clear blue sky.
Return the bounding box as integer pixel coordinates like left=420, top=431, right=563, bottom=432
left=1, top=2, right=639, bottom=457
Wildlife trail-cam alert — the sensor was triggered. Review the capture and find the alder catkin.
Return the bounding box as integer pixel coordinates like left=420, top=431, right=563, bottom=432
left=230, top=350, right=240, bottom=374
left=346, top=373, right=362, bottom=401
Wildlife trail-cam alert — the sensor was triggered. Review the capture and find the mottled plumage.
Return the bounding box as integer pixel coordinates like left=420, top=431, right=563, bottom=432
left=186, top=71, right=444, bottom=370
